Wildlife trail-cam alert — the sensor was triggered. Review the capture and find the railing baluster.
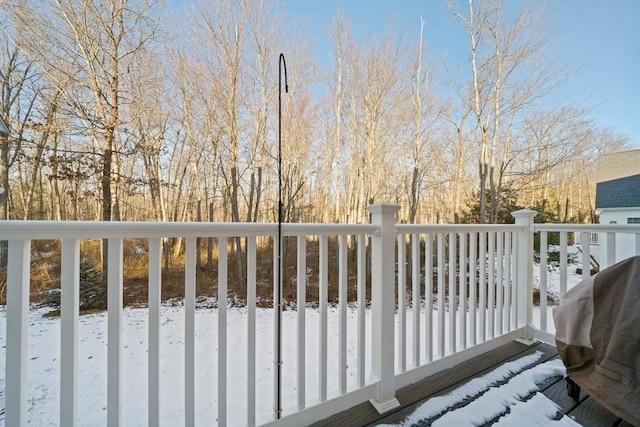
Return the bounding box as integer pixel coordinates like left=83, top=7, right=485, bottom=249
left=296, top=235, right=306, bottom=409
left=540, top=232, right=548, bottom=332
left=397, top=233, right=406, bottom=372
left=60, top=239, right=80, bottom=427
left=411, top=234, right=420, bottom=367
left=424, top=233, right=433, bottom=362
left=505, top=232, right=513, bottom=331
left=479, top=232, right=487, bottom=342
left=338, top=235, right=348, bottom=394
left=605, top=232, right=615, bottom=269
left=437, top=233, right=445, bottom=358
left=6, top=239, right=31, bottom=427
left=458, top=233, right=467, bottom=350
left=469, top=233, right=477, bottom=345
left=512, top=234, right=519, bottom=324
left=357, top=234, right=366, bottom=387
left=496, top=232, right=504, bottom=336
left=108, top=238, right=123, bottom=427
left=247, top=236, right=257, bottom=424
left=148, top=238, right=161, bottom=427
left=185, top=237, right=197, bottom=427
left=560, top=232, right=568, bottom=300
left=581, top=232, right=590, bottom=280
left=218, top=237, right=228, bottom=425
left=319, top=235, right=328, bottom=401
left=448, top=232, right=456, bottom=354
left=487, top=232, right=495, bottom=339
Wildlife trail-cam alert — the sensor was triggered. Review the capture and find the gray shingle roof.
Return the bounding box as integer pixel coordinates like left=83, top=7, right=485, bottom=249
left=596, top=174, right=640, bottom=209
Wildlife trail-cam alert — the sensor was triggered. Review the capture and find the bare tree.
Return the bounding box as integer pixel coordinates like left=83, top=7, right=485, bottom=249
left=404, top=17, right=446, bottom=223
left=340, top=21, right=407, bottom=223
left=279, top=51, right=318, bottom=223
left=324, top=13, right=352, bottom=222
left=451, top=0, right=569, bottom=223
left=17, top=89, right=63, bottom=220
left=1, top=0, right=628, bottom=234
left=0, top=21, right=41, bottom=263
left=7, top=0, right=162, bottom=283
left=0, top=23, right=37, bottom=222
left=186, top=0, right=251, bottom=224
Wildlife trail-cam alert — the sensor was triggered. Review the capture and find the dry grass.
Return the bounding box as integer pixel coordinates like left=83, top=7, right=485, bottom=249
left=0, top=236, right=371, bottom=309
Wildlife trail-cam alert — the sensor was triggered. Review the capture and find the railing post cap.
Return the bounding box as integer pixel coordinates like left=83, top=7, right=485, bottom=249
left=511, top=209, right=537, bottom=220
left=367, top=203, right=400, bottom=214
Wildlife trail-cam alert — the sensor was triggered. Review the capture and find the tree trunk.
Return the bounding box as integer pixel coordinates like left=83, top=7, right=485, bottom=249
left=230, top=166, right=244, bottom=280
left=246, top=171, right=255, bottom=222
left=479, top=159, right=488, bottom=224
left=101, top=145, right=113, bottom=285
left=253, top=167, right=262, bottom=222
left=409, top=166, right=419, bottom=223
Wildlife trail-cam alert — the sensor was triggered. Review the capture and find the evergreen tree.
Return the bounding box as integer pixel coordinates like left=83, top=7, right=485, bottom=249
left=46, top=259, right=107, bottom=311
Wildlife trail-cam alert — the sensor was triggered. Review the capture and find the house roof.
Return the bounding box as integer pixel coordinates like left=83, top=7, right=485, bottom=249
left=596, top=175, right=640, bottom=209
left=596, top=149, right=640, bottom=182
left=595, top=150, right=640, bottom=209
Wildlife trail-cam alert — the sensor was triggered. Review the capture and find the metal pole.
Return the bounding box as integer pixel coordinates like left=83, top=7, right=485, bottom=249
left=276, top=53, right=288, bottom=420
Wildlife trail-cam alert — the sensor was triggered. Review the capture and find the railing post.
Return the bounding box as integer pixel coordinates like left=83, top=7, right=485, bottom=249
left=511, top=209, right=537, bottom=342
left=367, top=203, right=401, bottom=414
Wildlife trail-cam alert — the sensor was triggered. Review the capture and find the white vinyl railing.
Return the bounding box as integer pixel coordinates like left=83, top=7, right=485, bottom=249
left=2, top=220, right=377, bottom=427
left=2, top=204, right=640, bottom=427
left=532, top=223, right=640, bottom=337
left=394, top=224, right=520, bottom=369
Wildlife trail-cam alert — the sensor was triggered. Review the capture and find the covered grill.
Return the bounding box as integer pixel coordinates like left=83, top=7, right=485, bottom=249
left=554, top=255, right=640, bottom=425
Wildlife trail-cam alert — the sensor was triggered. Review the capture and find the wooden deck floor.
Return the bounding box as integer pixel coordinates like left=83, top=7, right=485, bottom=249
left=313, top=340, right=630, bottom=427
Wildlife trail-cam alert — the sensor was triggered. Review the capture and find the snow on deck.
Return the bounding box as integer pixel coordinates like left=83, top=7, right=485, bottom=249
left=378, top=356, right=581, bottom=426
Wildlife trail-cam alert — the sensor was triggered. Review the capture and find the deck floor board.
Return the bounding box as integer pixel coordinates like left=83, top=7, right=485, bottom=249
left=568, top=397, right=621, bottom=427
left=540, top=376, right=586, bottom=414
left=313, top=340, right=626, bottom=427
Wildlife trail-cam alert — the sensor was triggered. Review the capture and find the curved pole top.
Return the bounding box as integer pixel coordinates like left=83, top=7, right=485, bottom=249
left=279, top=53, right=288, bottom=93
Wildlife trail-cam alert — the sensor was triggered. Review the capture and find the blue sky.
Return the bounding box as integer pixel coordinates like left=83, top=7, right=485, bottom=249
left=277, top=0, right=640, bottom=148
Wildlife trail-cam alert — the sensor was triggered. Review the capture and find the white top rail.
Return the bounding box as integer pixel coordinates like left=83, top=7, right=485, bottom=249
left=398, top=223, right=640, bottom=234
left=5, top=220, right=635, bottom=241
left=533, top=224, right=640, bottom=233
left=396, top=224, right=524, bottom=233
left=0, top=221, right=378, bottom=240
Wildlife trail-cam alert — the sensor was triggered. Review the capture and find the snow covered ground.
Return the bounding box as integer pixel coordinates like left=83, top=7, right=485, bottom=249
left=531, top=246, right=586, bottom=334
left=532, top=245, right=585, bottom=298
left=0, top=254, right=586, bottom=426
left=0, top=305, right=375, bottom=426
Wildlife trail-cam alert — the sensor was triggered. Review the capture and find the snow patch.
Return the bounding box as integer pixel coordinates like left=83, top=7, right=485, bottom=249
left=379, top=357, right=580, bottom=427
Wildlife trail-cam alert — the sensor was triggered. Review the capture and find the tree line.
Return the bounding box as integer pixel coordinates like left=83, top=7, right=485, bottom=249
left=0, top=0, right=630, bottom=231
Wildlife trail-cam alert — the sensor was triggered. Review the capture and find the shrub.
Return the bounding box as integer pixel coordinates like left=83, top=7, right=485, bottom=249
left=46, top=259, right=106, bottom=311
left=533, top=249, right=578, bottom=268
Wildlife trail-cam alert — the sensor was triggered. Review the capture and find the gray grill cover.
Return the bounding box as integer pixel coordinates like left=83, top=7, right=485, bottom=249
left=554, top=255, right=640, bottom=425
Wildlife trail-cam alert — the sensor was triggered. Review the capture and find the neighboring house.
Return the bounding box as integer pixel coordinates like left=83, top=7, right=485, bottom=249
left=594, top=149, right=640, bottom=265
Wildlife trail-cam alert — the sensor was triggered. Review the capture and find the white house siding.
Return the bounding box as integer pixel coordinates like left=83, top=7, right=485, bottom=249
left=598, top=208, right=640, bottom=267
